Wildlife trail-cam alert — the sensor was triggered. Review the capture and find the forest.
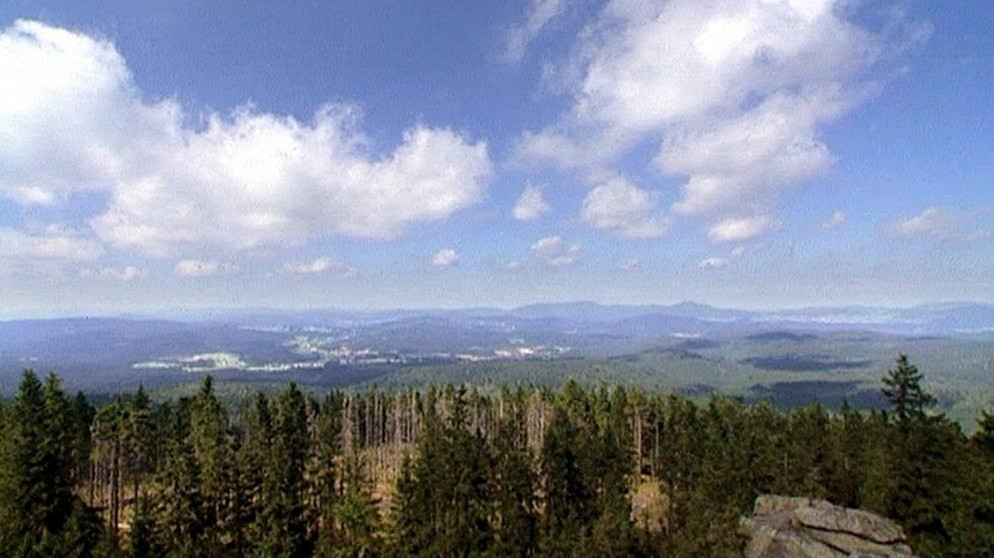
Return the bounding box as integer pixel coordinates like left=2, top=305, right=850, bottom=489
left=1, top=355, right=993, bottom=557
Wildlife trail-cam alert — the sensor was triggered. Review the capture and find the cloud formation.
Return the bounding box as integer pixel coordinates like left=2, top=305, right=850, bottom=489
left=174, top=260, right=239, bottom=278
left=516, top=0, right=927, bottom=242
left=431, top=248, right=460, bottom=268
left=530, top=235, right=581, bottom=267
left=503, top=0, right=567, bottom=63
left=708, top=215, right=778, bottom=243
left=503, top=260, right=523, bottom=272
left=0, top=20, right=494, bottom=256
left=698, top=257, right=729, bottom=270
left=281, top=256, right=358, bottom=277
left=886, top=207, right=989, bottom=243
left=80, top=266, right=150, bottom=281
left=580, top=178, right=670, bottom=238
left=0, top=226, right=103, bottom=262
left=513, top=185, right=551, bottom=221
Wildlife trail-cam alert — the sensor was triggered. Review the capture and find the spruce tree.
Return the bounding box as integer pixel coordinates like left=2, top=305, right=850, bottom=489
left=0, top=371, right=100, bottom=556
left=188, top=375, right=233, bottom=553
left=883, top=354, right=935, bottom=427
left=489, top=390, right=538, bottom=557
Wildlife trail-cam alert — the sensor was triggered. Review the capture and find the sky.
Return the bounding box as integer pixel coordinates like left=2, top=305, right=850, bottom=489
left=0, top=0, right=992, bottom=316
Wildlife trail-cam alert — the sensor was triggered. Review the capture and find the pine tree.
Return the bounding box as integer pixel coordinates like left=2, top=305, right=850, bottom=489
left=540, top=406, right=591, bottom=554
left=68, top=392, right=95, bottom=504
left=883, top=354, right=935, bottom=427
left=319, top=452, right=380, bottom=558
left=489, top=389, right=538, bottom=557
left=188, top=375, right=233, bottom=553
left=126, top=497, right=158, bottom=558
left=0, top=371, right=100, bottom=556
left=974, top=411, right=994, bottom=456
left=92, top=398, right=125, bottom=550
left=152, top=397, right=206, bottom=556
left=312, top=391, right=345, bottom=552
left=123, top=386, right=154, bottom=508
left=237, top=392, right=273, bottom=553
left=258, top=382, right=311, bottom=557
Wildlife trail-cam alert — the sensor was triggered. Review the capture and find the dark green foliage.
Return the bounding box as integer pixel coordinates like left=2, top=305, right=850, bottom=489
left=318, top=452, right=381, bottom=557
left=126, top=498, right=159, bottom=558
left=391, top=387, right=494, bottom=556
left=0, top=371, right=101, bottom=556
left=259, top=382, right=311, bottom=557
left=489, top=389, right=538, bottom=557
left=883, top=354, right=935, bottom=426
left=1, top=356, right=993, bottom=557
left=974, top=410, right=994, bottom=455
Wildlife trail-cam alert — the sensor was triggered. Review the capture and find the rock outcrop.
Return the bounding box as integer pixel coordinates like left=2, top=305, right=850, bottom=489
left=739, top=495, right=916, bottom=557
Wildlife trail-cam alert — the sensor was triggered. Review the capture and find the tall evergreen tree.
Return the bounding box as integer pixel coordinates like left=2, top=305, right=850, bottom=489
left=0, top=371, right=100, bottom=556
left=883, top=354, right=935, bottom=427
left=489, top=389, right=538, bottom=557
left=188, top=375, right=233, bottom=554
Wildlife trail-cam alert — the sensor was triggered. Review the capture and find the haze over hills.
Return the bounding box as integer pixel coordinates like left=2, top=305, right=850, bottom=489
left=3, top=300, right=993, bottom=426
left=137, top=300, right=994, bottom=335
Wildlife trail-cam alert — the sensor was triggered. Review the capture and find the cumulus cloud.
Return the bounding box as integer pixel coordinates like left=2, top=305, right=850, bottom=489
left=431, top=248, right=460, bottom=268
left=700, top=243, right=748, bottom=270
left=513, top=185, right=551, bottom=221
left=530, top=235, right=581, bottom=267
left=0, top=20, right=494, bottom=256
left=0, top=226, right=103, bottom=262
left=580, top=177, right=670, bottom=238
left=886, top=207, right=989, bottom=243
left=281, top=256, right=358, bottom=277
left=504, top=260, right=523, bottom=272
left=503, top=0, right=567, bottom=63
left=708, top=215, right=778, bottom=243
left=174, top=259, right=239, bottom=278
left=80, top=266, right=149, bottom=281
left=820, top=210, right=847, bottom=230
left=698, top=257, right=729, bottom=270
left=515, top=0, right=927, bottom=241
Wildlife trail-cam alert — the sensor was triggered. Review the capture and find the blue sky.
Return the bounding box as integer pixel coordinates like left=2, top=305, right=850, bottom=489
left=0, top=0, right=992, bottom=316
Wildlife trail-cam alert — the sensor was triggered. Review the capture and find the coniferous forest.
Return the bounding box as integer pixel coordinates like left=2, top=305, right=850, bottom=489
left=2, top=355, right=994, bottom=557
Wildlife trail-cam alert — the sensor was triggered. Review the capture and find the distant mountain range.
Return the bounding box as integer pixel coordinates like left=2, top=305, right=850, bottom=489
left=148, top=301, right=994, bottom=336
left=1, top=300, right=992, bottom=398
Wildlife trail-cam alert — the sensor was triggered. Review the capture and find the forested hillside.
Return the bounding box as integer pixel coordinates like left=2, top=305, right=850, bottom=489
left=1, top=356, right=993, bottom=557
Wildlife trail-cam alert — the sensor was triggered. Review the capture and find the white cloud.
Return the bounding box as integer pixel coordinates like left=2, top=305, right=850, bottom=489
left=431, top=248, right=460, bottom=268
left=80, top=266, right=149, bottom=281
left=530, top=235, right=581, bottom=267
left=580, top=177, right=670, bottom=238
left=174, top=259, right=239, bottom=278
left=516, top=0, right=927, bottom=240
left=0, top=20, right=494, bottom=256
left=513, top=185, right=551, bottom=221
left=619, top=258, right=641, bottom=271
left=698, top=257, right=729, bottom=270
left=886, top=207, right=989, bottom=243
left=281, top=256, right=357, bottom=277
left=0, top=226, right=103, bottom=262
left=700, top=243, right=748, bottom=270
left=708, top=215, right=778, bottom=243
left=504, top=260, right=523, bottom=272
left=820, top=210, right=847, bottom=230
left=503, top=0, right=567, bottom=63
left=661, top=92, right=841, bottom=217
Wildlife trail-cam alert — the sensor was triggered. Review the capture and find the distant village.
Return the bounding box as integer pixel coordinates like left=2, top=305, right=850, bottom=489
left=133, top=333, right=571, bottom=373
